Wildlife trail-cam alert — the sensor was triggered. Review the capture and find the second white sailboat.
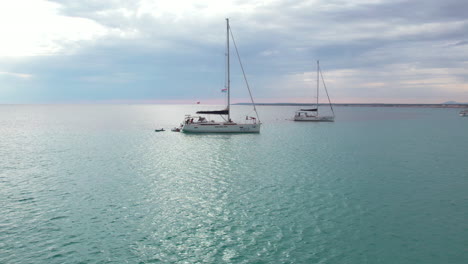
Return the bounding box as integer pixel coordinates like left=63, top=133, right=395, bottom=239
left=294, top=61, right=335, bottom=122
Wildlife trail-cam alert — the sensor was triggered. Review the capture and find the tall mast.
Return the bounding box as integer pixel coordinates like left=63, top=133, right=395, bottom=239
left=316, top=60, right=320, bottom=110
left=226, top=18, right=231, bottom=121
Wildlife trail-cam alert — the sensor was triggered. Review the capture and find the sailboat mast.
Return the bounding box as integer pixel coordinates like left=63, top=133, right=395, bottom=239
left=316, top=60, right=319, bottom=109
left=226, top=18, right=231, bottom=121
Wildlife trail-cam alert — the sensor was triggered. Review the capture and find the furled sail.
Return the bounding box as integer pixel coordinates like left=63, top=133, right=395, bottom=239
left=196, top=109, right=229, bottom=115
left=300, top=108, right=318, bottom=111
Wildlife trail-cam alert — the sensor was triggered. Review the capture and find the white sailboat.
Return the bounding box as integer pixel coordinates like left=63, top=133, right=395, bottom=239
left=181, top=18, right=261, bottom=133
left=294, top=60, right=335, bottom=122
left=460, top=109, right=468, bottom=117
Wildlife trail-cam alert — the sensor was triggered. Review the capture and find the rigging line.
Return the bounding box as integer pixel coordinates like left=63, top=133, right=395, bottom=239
left=229, top=26, right=261, bottom=123
left=319, top=66, right=335, bottom=117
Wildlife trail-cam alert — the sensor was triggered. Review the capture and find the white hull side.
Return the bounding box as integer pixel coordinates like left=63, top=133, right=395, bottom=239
left=182, top=123, right=260, bottom=133
left=294, top=116, right=335, bottom=122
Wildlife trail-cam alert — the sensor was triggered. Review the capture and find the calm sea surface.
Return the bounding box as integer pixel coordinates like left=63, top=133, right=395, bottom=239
left=1, top=105, right=467, bottom=263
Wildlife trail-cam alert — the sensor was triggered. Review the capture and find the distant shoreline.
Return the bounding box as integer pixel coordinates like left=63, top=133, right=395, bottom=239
left=235, top=103, right=468, bottom=108
left=1, top=103, right=467, bottom=108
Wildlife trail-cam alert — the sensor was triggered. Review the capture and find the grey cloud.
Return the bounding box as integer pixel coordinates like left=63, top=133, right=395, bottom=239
left=453, top=40, right=468, bottom=46
left=328, top=0, right=468, bottom=23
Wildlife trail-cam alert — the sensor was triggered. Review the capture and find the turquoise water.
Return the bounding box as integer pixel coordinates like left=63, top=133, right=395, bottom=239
left=1, top=105, right=467, bottom=263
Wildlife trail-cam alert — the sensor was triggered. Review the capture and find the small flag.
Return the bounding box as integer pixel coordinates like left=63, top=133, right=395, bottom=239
left=221, top=88, right=228, bottom=93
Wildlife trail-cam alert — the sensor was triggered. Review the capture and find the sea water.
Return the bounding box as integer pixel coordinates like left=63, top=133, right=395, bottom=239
left=0, top=105, right=467, bottom=263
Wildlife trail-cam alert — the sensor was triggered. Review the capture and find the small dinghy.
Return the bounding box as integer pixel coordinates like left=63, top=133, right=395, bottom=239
left=171, top=127, right=181, bottom=132
left=154, top=128, right=165, bottom=132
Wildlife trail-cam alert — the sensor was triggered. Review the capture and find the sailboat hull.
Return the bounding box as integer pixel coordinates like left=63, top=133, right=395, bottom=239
left=181, top=123, right=261, bottom=133
left=294, top=116, right=334, bottom=122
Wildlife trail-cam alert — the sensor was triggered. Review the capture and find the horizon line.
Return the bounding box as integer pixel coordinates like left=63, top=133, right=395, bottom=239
left=1, top=102, right=467, bottom=106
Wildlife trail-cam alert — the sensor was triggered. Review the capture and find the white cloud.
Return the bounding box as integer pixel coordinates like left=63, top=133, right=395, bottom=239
left=260, top=49, right=279, bottom=56
left=263, top=62, right=468, bottom=104
left=0, top=71, right=33, bottom=79
left=0, top=0, right=115, bottom=57
left=135, top=0, right=271, bottom=19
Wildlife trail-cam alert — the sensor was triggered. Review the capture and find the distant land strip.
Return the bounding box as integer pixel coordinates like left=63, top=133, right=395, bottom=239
left=235, top=103, right=468, bottom=108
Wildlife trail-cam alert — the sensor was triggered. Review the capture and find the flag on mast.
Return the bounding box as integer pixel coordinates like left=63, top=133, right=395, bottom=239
left=221, top=88, right=228, bottom=93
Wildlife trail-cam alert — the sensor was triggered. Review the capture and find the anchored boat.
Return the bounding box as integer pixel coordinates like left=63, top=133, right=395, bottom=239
left=181, top=18, right=261, bottom=133
left=294, top=61, right=335, bottom=122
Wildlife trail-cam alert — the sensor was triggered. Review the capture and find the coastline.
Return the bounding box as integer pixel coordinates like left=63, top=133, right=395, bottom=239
left=235, top=103, right=468, bottom=108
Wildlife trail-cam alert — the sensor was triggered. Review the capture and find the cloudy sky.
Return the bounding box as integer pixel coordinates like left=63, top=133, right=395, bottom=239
left=0, top=0, right=467, bottom=104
